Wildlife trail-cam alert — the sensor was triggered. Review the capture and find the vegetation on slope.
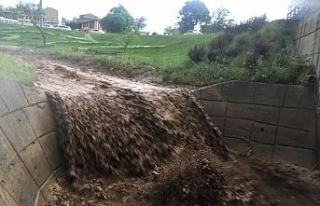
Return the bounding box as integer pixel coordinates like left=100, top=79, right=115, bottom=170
left=0, top=52, right=36, bottom=83
left=0, top=19, right=314, bottom=86
left=178, top=19, right=315, bottom=85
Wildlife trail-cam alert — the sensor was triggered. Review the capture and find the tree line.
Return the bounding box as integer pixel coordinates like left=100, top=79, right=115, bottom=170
left=96, top=0, right=233, bottom=35
left=165, top=0, right=234, bottom=35
left=1, top=0, right=302, bottom=36
left=64, top=0, right=232, bottom=35
left=66, top=5, right=147, bottom=33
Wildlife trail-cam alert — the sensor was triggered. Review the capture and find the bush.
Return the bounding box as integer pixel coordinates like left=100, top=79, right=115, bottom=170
left=245, top=51, right=260, bottom=69
left=209, top=33, right=234, bottom=54
left=163, top=63, right=250, bottom=86
left=180, top=17, right=312, bottom=85
left=253, top=37, right=270, bottom=56
left=225, top=45, right=242, bottom=57
left=224, top=14, right=266, bottom=35
left=188, top=45, right=207, bottom=63
left=249, top=14, right=267, bottom=31
left=252, top=66, right=291, bottom=83
left=206, top=33, right=235, bottom=63
left=207, top=50, right=217, bottom=63
left=248, top=54, right=315, bottom=84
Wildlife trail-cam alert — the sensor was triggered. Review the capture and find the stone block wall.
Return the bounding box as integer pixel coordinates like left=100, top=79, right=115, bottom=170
left=196, top=81, right=318, bottom=168
left=0, top=78, right=63, bottom=206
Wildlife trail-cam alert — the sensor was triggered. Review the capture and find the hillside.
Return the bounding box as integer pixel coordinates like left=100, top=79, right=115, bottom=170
left=0, top=24, right=216, bottom=68
left=0, top=21, right=314, bottom=86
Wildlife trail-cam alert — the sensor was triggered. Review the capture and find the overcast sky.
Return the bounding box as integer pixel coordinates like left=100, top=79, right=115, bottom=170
left=0, top=0, right=292, bottom=33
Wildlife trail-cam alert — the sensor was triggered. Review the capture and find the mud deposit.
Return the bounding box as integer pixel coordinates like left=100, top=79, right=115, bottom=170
left=46, top=87, right=320, bottom=206
left=47, top=88, right=227, bottom=179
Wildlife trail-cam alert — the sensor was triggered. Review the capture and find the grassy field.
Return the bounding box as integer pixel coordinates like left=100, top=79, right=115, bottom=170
left=0, top=24, right=217, bottom=68
left=0, top=52, right=36, bottom=83
left=0, top=22, right=308, bottom=86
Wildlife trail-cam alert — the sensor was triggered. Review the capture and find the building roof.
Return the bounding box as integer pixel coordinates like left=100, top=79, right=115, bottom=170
left=80, top=13, right=99, bottom=20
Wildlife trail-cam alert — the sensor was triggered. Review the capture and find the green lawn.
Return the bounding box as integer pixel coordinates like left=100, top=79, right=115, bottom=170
left=0, top=52, right=36, bottom=83
left=0, top=23, right=217, bottom=68
left=0, top=22, right=303, bottom=87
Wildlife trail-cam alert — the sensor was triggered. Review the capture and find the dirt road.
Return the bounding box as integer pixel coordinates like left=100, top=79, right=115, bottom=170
left=30, top=55, right=174, bottom=96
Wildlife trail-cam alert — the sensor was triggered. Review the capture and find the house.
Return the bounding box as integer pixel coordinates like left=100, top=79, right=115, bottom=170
left=0, top=9, right=14, bottom=19
left=18, top=15, right=32, bottom=25
left=79, top=13, right=101, bottom=32
left=44, top=7, right=59, bottom=25
left=0, top=9, right=32, bottom=25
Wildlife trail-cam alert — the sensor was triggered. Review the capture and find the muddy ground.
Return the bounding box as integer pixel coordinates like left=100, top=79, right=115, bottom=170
left=1, top=48, right=320, bottom=206
left=46, top=156, right=320, bottom=206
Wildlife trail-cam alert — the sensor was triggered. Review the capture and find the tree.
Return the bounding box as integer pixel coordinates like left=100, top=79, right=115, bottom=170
left=121, top=29, right=139, bottom=53
left=201, top=7, right=234, bottom=34
left=212, top=7, right=232, bottom=29
left=101, top=5, right=134, bottom=33
left=178, top=0, right=210, bottom=34
left=16, top=2, right=46, bottom=46
left=135, top=16, right=147, bottom=32
left=164, top=26, right=173, bottom=36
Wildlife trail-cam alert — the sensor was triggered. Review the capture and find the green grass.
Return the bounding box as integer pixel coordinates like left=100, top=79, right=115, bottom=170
left=0, top=53, right=36, bottom=83
left=163, top=63, right=251, bottom=86
left=0, top=23, right=217, bottom=68
left=0, top=21, right=308, bottom=86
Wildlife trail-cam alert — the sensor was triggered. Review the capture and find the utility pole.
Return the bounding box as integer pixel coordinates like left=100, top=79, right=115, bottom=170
left=40, top=0, right=43, bottom=27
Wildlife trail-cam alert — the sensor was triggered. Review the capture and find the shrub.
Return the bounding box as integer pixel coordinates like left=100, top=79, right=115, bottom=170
left=289, top=55, right=315, bottom=83
left=225, top=45, right=242, bottom=57
left=249, top=14, right=267, bottom=31
left=252, top=66, right=291, bottom=83
left=188, top=45, right=207, bottom=63
left=253, top=37, right=270, bottom=56
left=207, top=50, right=217, bottom=63
left=245, top=51, right=260, bottom=69
left=209, top=33, right=234, bottom=54
left=224, top=14, right=266, bottom=35
left=235, top=34, right=250, bottom=46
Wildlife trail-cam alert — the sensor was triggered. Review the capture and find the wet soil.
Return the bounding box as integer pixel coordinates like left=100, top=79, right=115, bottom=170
left=46, top=152, right=320, bottom=206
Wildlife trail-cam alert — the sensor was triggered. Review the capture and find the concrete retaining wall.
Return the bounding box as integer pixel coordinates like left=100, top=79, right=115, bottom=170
left=196, top=81, right=318, bottom=168
left=0, top=78, right=63, bottom=206
left=295, top=10, right=320, bottom=80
